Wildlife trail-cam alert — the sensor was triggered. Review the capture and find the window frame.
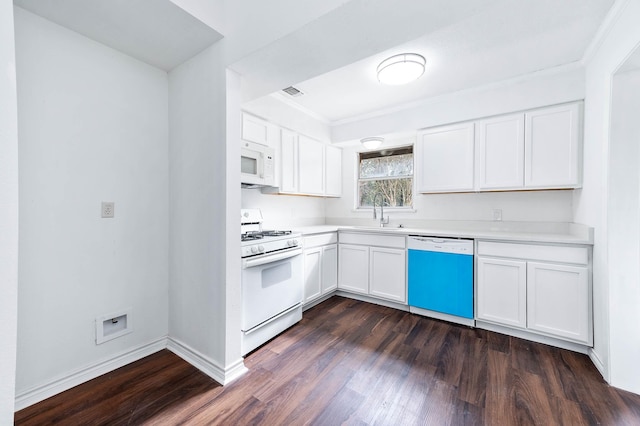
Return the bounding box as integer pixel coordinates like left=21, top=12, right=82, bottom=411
left=354, top=144, right=415, bottom=212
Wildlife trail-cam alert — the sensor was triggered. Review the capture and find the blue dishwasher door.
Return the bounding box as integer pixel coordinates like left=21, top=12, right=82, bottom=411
left=408, top=249, right=473, bottom=319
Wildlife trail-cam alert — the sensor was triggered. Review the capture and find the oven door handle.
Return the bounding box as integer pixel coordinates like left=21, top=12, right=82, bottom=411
left=242, top=247, right=302, bottom=268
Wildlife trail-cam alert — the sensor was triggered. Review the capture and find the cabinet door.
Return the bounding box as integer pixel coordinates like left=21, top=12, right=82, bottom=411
left=280, top=129, right=298, bottom=193
left=303, top=247, right=322, bottom=303
left=242, top=113, right=279, bottom=148
left=524, top=103, right=581, bottom=189
left=369, top=247, right=406, bottom=303
left=417, top=122, right=475, bottom=193
left=527, top=262, right=590, bottom=343
left=477, top=113, right=524, bottom=190
left=321, top=244, right=338, bottom=294
left=338, top=244, right=369, bottom=294
left=476, top=257, right=527, bottom=328
left=298, top=135, right=325, bottom=195
left=325, top=145, right=342, bottom=197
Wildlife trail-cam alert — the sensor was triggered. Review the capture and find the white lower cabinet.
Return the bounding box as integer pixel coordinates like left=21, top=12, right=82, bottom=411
left=369, top=247, right=406, bottom=303
left=476, top=241, right=591, bottom=346
left=303, top=233, right=338, bottom=304
left=337, top=244, right=369, bottom=294
left=338, top=233, right=407, bottom=303
left=527, top=262, right=589, bottom=343
left=303, top=247, right=323, bottom=302
left=321, top=245, right=338, bottom=293
left=476, top=257, right=527, bottom=328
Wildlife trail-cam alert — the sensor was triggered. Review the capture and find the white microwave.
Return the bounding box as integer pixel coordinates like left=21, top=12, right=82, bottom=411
left=241, top=141, right=275, bottom=188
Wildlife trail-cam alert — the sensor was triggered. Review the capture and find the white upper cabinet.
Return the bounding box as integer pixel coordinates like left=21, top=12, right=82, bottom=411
left=417, top=122, right=475, bottom=193
left=325, top=144, right=342, bottom=197
left=524, top=103, right=581, bottom=189
left=476, top=113, right=525, bottom=190
left=241, top=113, right=279, bottom=149
left=280, top=128, right=299, bottom=194
left=254, top=118, right=342, bottom=198
left=298, top=135, right=325, bottom=196
left=416, top=102, right=582, bottom=193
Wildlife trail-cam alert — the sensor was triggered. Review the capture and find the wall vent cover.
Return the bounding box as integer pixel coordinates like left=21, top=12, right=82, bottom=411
left=96, top=308, right=133, bottom=344
left=282, top=86, right=304, bottom=97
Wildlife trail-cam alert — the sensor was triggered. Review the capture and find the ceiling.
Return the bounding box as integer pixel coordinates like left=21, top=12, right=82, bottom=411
left=11, top=0, right=616, bottom=122
left=261, top=0, right=615, bottom=124
left=12, top=0, right=223, bottom=71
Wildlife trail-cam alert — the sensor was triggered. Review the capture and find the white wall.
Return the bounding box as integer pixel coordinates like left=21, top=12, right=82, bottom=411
left=14, top=7, right=169, bottom=402
left=0, top=0, right=19, bottom=422
left=575, top=0, right=640, bottom=391
left=241, top=189, right=327, bottom=229
left=332, top=66, right=585, bottom=143
left=168, top=42, right=242, bottom=372
left=608, top=67, right=640, bottom=394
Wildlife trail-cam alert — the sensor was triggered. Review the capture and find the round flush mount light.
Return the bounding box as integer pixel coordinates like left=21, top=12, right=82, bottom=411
left=361, top=137, right=384, bottom=149
left=377, top=53, right=426, bottom=85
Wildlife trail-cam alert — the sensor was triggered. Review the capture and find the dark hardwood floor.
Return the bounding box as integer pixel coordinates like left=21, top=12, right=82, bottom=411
left=15, top=296, right=640, bottom=425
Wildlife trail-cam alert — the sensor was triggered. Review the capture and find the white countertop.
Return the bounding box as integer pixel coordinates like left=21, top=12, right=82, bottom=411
left=293, top=222, right=593, bottom=245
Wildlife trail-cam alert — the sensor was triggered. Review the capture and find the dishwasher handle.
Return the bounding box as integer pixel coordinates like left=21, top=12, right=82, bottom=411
left=407, top=236, right=474, bottom=255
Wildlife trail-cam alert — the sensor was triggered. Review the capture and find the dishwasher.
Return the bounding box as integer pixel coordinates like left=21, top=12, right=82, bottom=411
left=407, top=236, right=474, bottom=326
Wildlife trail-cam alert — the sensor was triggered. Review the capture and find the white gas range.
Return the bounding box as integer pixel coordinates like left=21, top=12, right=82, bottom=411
left=240, top=209, right=303, bottom=355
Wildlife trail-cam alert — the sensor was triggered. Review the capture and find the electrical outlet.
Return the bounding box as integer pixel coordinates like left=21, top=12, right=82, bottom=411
left=492, top=208, right=502, bottom=221
left=101, top=201, right=115, bottom=218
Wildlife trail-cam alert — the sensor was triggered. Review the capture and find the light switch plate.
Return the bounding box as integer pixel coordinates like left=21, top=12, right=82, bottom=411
left=492, top=209, right=502, bottom=221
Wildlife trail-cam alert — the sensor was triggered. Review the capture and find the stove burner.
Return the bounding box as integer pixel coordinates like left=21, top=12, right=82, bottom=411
left=262, top=230, right=292, bottom=237
left=241, top=232, right=264, bottom=242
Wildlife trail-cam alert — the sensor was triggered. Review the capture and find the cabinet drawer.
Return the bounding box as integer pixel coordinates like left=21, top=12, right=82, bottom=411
left=304, top=233, right=338, bottom=248
left=339, top=232, right=406, bottom=249
left=477, top=241, right=588, bottom=265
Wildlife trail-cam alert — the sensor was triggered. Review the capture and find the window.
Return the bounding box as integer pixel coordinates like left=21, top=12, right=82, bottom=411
left=358, top=146, right=413, bottom=208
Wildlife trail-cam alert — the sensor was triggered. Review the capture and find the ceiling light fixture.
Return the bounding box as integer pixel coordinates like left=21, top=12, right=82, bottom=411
left=377, top=53, right=426, bottom=85
left=361, top=137, right=384, bottom=150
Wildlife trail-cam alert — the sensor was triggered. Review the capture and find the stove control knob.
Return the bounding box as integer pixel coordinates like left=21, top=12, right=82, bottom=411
left=251, top=246, right=258, bottom=254
left=258, top=245, right=265, bottom=253
left=289, top=239, right=299, bottom=247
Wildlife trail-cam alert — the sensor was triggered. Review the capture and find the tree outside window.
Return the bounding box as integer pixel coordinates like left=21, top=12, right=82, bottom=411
left=358, top=146, right=413, bottom=208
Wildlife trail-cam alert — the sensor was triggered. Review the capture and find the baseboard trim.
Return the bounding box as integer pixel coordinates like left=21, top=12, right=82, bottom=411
left=303, top=292, right=336, bottom=311
left=409, top=306, right=475, bottom=327
left=335, top=291, right=410, bottom=312
left=589, top=348, right=608, bottom=381
left=167, top=337, right=247, bottom=385
left=14, top=337, right=167, bottom=412
left=476, top=320, right=590, bottom=354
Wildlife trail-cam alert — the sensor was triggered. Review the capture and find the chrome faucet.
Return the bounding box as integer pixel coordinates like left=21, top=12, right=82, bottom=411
left=372, top=193, right=389, bottom=227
